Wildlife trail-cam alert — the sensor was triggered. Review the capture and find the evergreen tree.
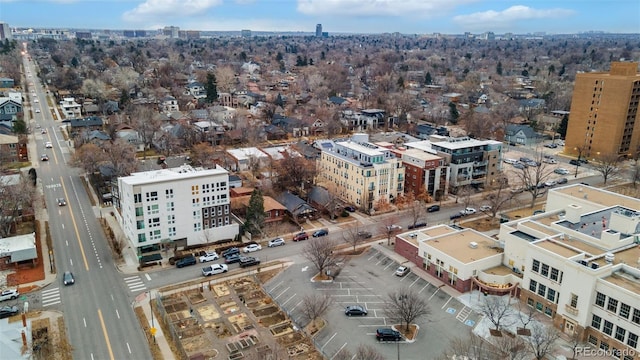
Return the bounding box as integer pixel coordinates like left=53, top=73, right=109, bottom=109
left=275, top=93, right=285, bottom=107
left=448, top=102, right=459, bottom=124
left=558, top=64, right=566, bottom=77
left=12, top=119, right=27, bottom=134
left=119, top=89, right=130, bottom=107
left=425, top=72, right=432, bottom=85
left=205, top=73, right=218, bottom=103
left=557, top=114, right=569, bottom=139
left=245, top=189, right=265, bottom=236
left=496, top=61, right=503, bottom=76
left=397, top=76, right=404, bottom=89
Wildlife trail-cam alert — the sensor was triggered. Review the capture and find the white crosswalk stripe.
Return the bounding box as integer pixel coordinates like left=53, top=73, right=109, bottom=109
left=41, top=287, right=61, bottom=307
left=124, top=275, right=147, bottom=292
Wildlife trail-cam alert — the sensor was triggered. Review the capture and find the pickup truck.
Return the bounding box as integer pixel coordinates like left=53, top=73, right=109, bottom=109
left=0, top=289, right=19, bottom=302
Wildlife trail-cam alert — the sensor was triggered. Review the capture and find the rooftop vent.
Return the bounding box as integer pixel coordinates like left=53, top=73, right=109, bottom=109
left=469, top=241, right=478, bottom=249
left=604, top=253, right=615, bottom=263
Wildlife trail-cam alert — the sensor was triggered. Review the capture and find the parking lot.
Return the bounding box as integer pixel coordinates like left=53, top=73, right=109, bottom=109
left=265, top=248, right=483, bottom=359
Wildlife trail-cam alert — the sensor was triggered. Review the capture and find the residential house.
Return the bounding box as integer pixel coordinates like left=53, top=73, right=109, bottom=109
left=115, top=125, right=144, bottom=152
left=228, top=175, right=242, bottom=189
left=505, top=124, right=544, bottom=146
left=292, top=140, right=321, bottom=160
left=60, top=97, right=82, bottom=119
left=193, top=120, right=225, bottom=145
left=276, top=191, right=317, bottom=222
left=0, top=134, right=28, bottom=162
left=307, top=186, right=342, bottom=216
left=0, top=77, right=15, bottom=88
left=316, top=134, right=405, bottom=212
left=0, top=96, right=22, bottom=123
left=67, top=116, right=104, bottom=138
left=115, top=164, right=239, bottom=252
left=226, top=147, right=269, bottom=172
left=413, top=123, right=449, bottom=140
left=83, top=129, right=111, bottom=144
left=160, top=96, right=179, bottom=112
left=186, top=81, right=206, bottom=99
left=518, top=98, right=546, bottom=113
left=218, top=92, right=237, bottom=108
left=83, top=102, right=100, bottom=116
left=230, top=193, right=286, bottom=224
left=0, top=233, right=37, bottom=270
left=340, top=109, right=386, bottom=130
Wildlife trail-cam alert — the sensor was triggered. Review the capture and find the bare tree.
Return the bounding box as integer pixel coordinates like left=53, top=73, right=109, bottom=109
left=385, top=287, right=431, bottom=332
left=514, top=151, right=555, bottom=208
left=380, top=216, right=400, bottom=246
left=189, top=142, right=216, bottom=169
left=439, top=331, right=495, bottom=360
left=572, top=145, right=588, bottom=178
left=274, top=154, right=317, bottom=192
left=483, top=176, right=514, bottom=218
left=301, top=237, right=341, bottom=278
left=567, top=328, right=585, bottom=360
left=342, top=226, right=366, bottom=252
left=480, top=295, right=515, bottom=332
left=69, top=143, right=108, bottom=174
left=0, top=174, right=38, bottom=237
left=526, top=323, right=561, bottom=360
left=515, top=301, right=537, bottom=335
left=494, top=334, right=529, bottom=360
left=102, top=139, right=138, bottom=177
left=132, top=107, right=162, bottom=159
left=632, top=160, right=640, bottom=188
left=592, top=152, right=620, bottom=184
left=298, top=293, right=332, bottom=329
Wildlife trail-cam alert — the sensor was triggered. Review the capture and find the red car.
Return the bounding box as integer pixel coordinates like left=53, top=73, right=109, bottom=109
left=293, top=232, right=309, bottom=241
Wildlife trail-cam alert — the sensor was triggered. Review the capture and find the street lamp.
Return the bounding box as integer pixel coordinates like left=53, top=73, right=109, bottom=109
left=397, top=294, right=408, bottom=360
left=574, top=147, right=580, bottom=178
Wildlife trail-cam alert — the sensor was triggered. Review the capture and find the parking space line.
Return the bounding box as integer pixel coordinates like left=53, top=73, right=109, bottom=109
left=383, top=261, right=395, bottom=270
left=330, top=343, right=349, bottom=360
left=441, top=296, right=452, bottom=309
left=367, top=252, right=378, bottom=261
left=274, top=287, right=290, bottom=300
left=269, top=280, right=284, bottom=292
left=375, top=258, right=386, bottom=266
left=408, top=276, right=420, bottom=288
left=321, top=333, right=338, bottom=350
left=290, top=300, right=303, bottom=312
left=418, top=283, right=431, bottom=294
left=428, top=288, right=440, bottom=300
left=281, top=293, right=297, bottom=307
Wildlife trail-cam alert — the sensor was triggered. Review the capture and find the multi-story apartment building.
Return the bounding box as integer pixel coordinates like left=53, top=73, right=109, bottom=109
left=391, top=147, right=449, bottom=200
left=316, top=134, right=405, bottom=213
left=115, top=165, right=239, bottom=253
left=566, top=62, right=640, bottom=160
left=405, top=135, right=503, bottom=191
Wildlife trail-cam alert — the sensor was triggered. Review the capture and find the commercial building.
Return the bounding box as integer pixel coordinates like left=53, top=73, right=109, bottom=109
left=316, top=134, right=405, bottom=213
left=315, top=24, right=322, bottom=37
left=565, top=62, right=640, bottom=160
left=115, top=165, right=239, bottom=254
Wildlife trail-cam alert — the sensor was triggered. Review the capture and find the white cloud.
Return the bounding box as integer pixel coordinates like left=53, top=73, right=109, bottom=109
left=123, top=0, right=223, bottom=22
left=297, top=0, right=477, bottom=17
left=453, top=5, right=575, bottom=30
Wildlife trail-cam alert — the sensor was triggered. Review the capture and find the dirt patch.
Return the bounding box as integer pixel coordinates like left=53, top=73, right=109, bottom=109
left=260, top=312, right=287, bottom=327
left=134, top=306, right=163, bottom=360
left=396, top=323, right=419, bottom=340
left=252, top=305, right=279, bottom=318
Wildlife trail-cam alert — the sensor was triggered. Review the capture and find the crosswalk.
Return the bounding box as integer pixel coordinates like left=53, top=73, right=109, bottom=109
left=124, top=275, right=147, bottom=292
left=42, top=287, right=61, bottom=307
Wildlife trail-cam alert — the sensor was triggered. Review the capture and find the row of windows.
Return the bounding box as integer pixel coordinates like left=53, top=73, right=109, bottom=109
left=531, top=259, right=563, bottom=283
left=595, top=292, right=640, bottom=325
left=592, top=314, right=639, bottom=350
left=528, top=279, right=559, bottom=304
left=587, top=334, right=636, bottom=360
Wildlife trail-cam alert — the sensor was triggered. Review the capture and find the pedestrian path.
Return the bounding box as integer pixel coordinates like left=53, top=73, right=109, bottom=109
left=123, top=275, right=147, bottom=292
left=41, top=287, right=61, bottom=307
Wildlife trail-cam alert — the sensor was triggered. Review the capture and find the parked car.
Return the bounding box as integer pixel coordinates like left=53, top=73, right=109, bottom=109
left=57, top=198, right=66, bottom=206
left=503, top=158, right=517, bottom=165
left=202, top=264, right=228, bottom=276
left=293, top=232, right=309, bottom=242
left=449, top=213, right=463, bottom=220
left=224, top=254, right=242, bottom=264
left=222, top=247, right=240, bottom=258
left=0, top=289, right=19, bottom=302
left=408, top=222, right=427, bottom=229
left=395, top=266, right=410, bottom=277
left=376, top=328, right=402, bottom=341
left=427, top=205, right=440, bottom=212
left=554, top=168, right=570, bottom=175
left=243, top=244, right=262, bottom=253
left=312, top=229, right=329, bottom=237
left=35, top=109, right=41, bottom=113
left=544, top=143, right=558, bottom=148
left=176, top=256, right=197, bottom=268
left=344, top=206, right=356, bottom=212
left=479, top=205, right=492, bottom=212
left=199, top=251, right=219, bottom=263
left=512, top=162, right=526, bottom=170
left=557, top=178, right=568, bottom=184
left=63, top=271, right=75, bottom=285
left=569, top=159, right=581, bottom=166
left=344, top=305, right=368, bottom=316
left=544, top=180, right=558, bottom=187
left=40, top=128, right=47, bottom=134
left=542, top=158, right=558, bottom=164
left=510, top=187, right=524, bottom=194
left=239, top=256, right=261, bottom=268
left=40, top=154, right=49, bottom=161
left=0, top=306, right=19, bottom=319
left=357, top=231, right=372, bottom=239
left=267, top=237, right=285, bottom=247
left=460, top=207, right=477, bottom=215
left=386, top=224, right=402, bottom=231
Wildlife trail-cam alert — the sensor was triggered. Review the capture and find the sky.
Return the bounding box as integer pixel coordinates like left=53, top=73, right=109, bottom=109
left=0, top=0, right=639, bottom=35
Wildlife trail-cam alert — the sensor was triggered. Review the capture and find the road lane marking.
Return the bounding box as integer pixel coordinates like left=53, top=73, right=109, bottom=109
left=418, top=283, right=430, bottom=294
left=126, top=343, right=131, bottom=354
left=144, top=274, right=151, bottom=281
left=116, top=309, right=120, bottom=319
left=408, top=277, right=420, bottom=288
left=98, top=309, right=116, bottom=360
left=60, top=176, right=90, bottom=271
left=83, top=318, right=87, bottom=327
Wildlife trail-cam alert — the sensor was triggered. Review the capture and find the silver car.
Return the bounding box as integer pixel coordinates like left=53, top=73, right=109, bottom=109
left=268, top=237, right=285, bottom=247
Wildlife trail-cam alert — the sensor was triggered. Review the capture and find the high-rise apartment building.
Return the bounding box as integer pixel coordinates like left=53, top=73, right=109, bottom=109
left=315, top=24, right=322, bottom=37
left=0, top=22, right=11, bottom=41
left=565, top=62, right=640, bottom=160
left=115, top=165, right=239, bottom=253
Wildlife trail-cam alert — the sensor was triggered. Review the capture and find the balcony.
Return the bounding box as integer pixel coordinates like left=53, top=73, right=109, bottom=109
left=564, top=304, right=579, bottom=316
left=473, top=160, right=488, bottom=167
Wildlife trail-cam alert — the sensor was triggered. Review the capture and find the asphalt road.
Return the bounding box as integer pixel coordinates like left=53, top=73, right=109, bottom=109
left=25, top=53, right=152, bottom=360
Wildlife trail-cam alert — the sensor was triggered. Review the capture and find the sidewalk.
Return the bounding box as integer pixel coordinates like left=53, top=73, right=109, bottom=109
left=136, top=291, right=175, bottom=360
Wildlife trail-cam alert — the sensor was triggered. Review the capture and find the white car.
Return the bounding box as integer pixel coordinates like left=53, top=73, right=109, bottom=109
left=34, top=99, right=39, bottom=103
left=202, top=264, right=228, bottom=276
left=35, top=109, right=41, bottom=113
left=45, top=142, right=52, bottom=148
left=268, top=237, right=285, bottom=247
left=554, top=168, right=570, bottom=175
left=503, top=158, right=517, bottom=165
left=199, top=251, right=219, bottom=263
left=479, top=205, right=492, bottom=212
left=243, top=244, right=262, bottom=253
left=542, top=158, right=557, bottom=164
left=386, top=224, right=402, bottom=231
left=460, top=207, right=477, bottom=215
left=544, top=180, right=558, bottom=187
left=0, top=289, right=19, bottom=302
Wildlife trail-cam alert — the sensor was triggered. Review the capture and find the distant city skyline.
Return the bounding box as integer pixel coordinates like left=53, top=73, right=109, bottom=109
left=2, top=0, right=639, bottom=35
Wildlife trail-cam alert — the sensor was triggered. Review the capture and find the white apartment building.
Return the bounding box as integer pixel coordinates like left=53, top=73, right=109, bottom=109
left=500, top=185, right=640, bottom=359
left=115, top=165, right=239, bottom=253
left=317, top=134, right=405, bottom=213
left=60, top=97, right=82, bottom=119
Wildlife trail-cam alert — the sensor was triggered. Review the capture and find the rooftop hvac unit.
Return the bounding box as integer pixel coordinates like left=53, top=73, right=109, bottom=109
left=591, top=262, right=599, bottom=270
left=469, top=241, right=478, bottom=249
left=578, top=259, right=588, bottom=266
left=604, top=253, right=615, bottom=263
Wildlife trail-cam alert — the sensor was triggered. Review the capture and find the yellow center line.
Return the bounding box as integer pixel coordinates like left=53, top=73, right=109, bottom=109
left=60, top=176, right=90, bottom=271
left=98, top=309, right=116, bottom=360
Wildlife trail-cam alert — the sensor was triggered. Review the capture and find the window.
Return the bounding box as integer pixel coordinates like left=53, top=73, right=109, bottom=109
left=620, top=303, right=631, bottom=319
left=135, top=207, right=144, bottom=216
left=167, top=215, right=175, bottom=225
left=134, top=193, right=142, bottom=203
left=194, top=223, right=202, bottom=232
left=538, top=284, right=546, bottom=297
left=600, top=341, right=609, bottom=351
left=149, top=230, right=161, bottom=241
left=595, top=292, right=606, bottom=307
left=165, top=189, right=174, bottom=199
left=550, top=268, right=559, bottom=281
left=588, top=334, right=598, bottom=346
left=168, top=227, right=176, bottom=237
left=570, top=293, right=578, bottom=308
left=137, top=233, right=146, bottom=243
left=146, top=191, right=158, bottom=201
left=136, top=220, right=145, bottom=230
left=147, top=204, right=159, bottom=214
left=148, top=218, right=160, bottom=228
left=608, top=298, right=619, bottom=313
left=532, top=259, right=540, bottom=272
left=615, top=326, right=626, bottom=342
left=627, top=332, right=638, bottom=348
left=167, top=202, right=174, bottom=212
left=592, top=314, right=602, bottom=330
left=547, top=288, right=556, bottom=302
left=544, top=306, right=553, bottom=317
left=541, top=263, right=549, bottom=277
left=527, top=298, right=534, bottom=307
left=193, top=210, right=201, bottom=219
left=634, top=309, right=640, bottom=325
left=191, top=185, right=199, bottom=195
left=603, top=320, right=614, bottom=336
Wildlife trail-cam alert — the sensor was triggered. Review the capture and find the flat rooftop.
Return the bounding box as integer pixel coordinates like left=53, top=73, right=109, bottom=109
left=534, top=239, right=581, bottom=258
left=120, top=165, right=228, bottom=186
left=336, top=140, right=385, bottom=156
left=399, top=225, right=457, bottom=246
left=552, top=185, right=640, bottom=210
left=557, top=206, right=636, bottom=241
left=603, top=270, right=640, bottom=294
left=426, top=229, right=501, bottom=264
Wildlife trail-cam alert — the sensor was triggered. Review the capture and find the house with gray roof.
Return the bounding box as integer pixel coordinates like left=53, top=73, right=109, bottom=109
left=276, top=191, right=317, bottom=221
left=505, top=124, right=544, bottom=146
